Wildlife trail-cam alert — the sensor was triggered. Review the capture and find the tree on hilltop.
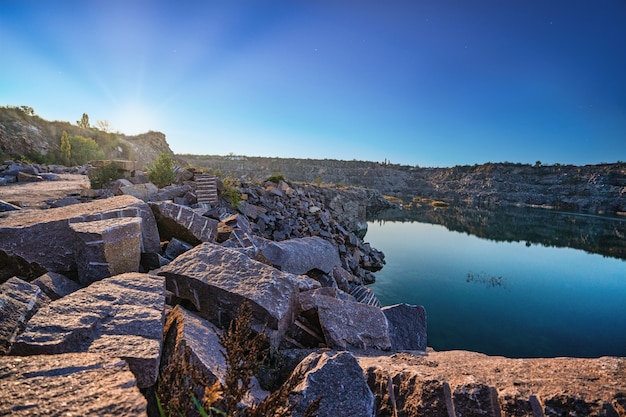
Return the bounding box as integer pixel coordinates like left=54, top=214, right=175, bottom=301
left=77, top=113, right=90, bottom=129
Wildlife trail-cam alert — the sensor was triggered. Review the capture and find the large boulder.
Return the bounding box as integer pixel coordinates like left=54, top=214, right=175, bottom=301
left=359, top=351, right=626, bottom=417
left=0, top=353, right=147, bottom=416
left=158, top=243, right=300, bottom=346
left=0, top=277, right=50, bottom=354
left=257, top=236, right=341, bottom=274
left=287, top=351, right=375, bottom=417
left=382, top=303, right=427, bottom=351
left=70, top=217, right=143, bottom=285
left=297, top=288, right=391, bottom=350
left=149, top=201, right=218, bottom=244
left=0, top=195, right=160, bottom=280
left=11, top=273, right=164, bottom=388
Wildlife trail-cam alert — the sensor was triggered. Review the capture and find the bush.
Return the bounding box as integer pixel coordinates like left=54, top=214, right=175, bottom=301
left=147, top=152, right=175, bottom=188
left=266, top=173, right=285, bottom=184
left=68, top=135, right=104, bottom=165
left=89, top=161, right=122, bottom=189
left=221, top=174, right=242, bottom=208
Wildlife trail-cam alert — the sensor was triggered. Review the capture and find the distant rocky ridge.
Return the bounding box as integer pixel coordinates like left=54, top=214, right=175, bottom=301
left=185, top=155, right=626, bottom=216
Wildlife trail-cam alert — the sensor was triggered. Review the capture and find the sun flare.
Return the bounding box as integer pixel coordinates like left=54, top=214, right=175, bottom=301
left=111, top=103, right=160, bottom=135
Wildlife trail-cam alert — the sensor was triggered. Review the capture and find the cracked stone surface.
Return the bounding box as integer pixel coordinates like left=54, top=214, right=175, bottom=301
left=0, top=352, right=147, bottom=416
left=11, top=273, right=164, bottom=388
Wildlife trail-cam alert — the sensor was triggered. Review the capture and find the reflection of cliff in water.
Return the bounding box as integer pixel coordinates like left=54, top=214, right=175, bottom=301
left=371, top=205, right=626, bottom=260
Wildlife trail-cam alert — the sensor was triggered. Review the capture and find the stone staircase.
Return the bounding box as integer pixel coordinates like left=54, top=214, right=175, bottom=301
left=195, top=174, right=219, bottom=206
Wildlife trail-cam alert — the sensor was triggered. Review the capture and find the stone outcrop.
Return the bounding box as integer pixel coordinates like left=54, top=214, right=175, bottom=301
left=158, top=243, right=301, bottom=346
left=0, top=195, right=160, bottom=280
left=0, top=353, right=147, bottom=416
left=11, top=272, right=164, bottom=388
left=359, top=350, right=626, bottom=417
left=0, top=106, right=174, bottom=168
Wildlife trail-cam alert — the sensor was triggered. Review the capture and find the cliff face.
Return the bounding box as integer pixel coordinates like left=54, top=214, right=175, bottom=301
left=0, top=106, right=173, bottom=168
left=185, top=155, right=626, bottom=216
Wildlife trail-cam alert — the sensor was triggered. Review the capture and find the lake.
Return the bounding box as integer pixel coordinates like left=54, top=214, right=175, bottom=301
left=366, top=206, right=626, bottom=358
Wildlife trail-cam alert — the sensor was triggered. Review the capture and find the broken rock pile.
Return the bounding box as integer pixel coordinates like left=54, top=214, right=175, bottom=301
left=0, top=168, right=624, bottom=416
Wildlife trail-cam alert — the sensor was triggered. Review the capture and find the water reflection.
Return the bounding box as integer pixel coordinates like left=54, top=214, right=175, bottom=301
left=365, top=209, right=626, bottom=358
left=371, top=205, right=626, bottom=260
left=466, top=272, right=506, bottom=288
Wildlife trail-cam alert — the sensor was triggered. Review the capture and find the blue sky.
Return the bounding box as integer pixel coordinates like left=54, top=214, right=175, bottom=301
left=1, top=1, right=624, bottom=167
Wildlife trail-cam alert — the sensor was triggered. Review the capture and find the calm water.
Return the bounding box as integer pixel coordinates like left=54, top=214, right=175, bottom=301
left=367, top=211, right=626, bottom=358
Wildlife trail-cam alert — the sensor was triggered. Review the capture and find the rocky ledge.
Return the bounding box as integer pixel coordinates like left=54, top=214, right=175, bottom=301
left=1, top=163, right=625, bottom=416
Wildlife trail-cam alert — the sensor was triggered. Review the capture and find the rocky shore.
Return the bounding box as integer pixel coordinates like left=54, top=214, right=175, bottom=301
left=1, top=161, right=625, bottom=416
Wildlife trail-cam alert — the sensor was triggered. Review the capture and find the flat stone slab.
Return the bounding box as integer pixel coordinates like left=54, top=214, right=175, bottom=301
left=158, top=243, right=300, bottom=346
left=0, top=353, right=147, bottom=416
left=11, top=273, right=164, bottom=388
left=358, top=350, right=626, bottom=417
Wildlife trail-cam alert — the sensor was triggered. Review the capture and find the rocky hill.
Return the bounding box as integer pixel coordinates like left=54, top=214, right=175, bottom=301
left=0, top=106, right=173, bottom=168
left=185, top=155, right=626, bottom=216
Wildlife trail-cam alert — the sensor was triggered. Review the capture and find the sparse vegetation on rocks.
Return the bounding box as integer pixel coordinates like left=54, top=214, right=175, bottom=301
left=147, top=152, right=176, bottom=188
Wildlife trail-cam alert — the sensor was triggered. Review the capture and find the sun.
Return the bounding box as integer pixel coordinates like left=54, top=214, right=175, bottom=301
left=112, top=102, right=161, bottom=135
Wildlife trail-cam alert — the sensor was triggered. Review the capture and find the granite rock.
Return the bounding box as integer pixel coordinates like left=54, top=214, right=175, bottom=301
left=11, top=272, right=164, bottom=388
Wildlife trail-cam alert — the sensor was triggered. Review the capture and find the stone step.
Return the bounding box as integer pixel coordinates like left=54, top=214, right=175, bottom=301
left=195, top=174, right=219, bottom=205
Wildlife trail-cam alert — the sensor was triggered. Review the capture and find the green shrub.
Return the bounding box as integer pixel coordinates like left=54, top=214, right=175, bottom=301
left=89, top=161, right=122, bottom=189
left=221, top=174, right=242, bottom=208
left=266, top=173, right=285, bottom=184
left=147, top=152, right=175, bottom=188
left=68, top=135, right=104, bottom=165
left=20, top=151, right=50, bottom=164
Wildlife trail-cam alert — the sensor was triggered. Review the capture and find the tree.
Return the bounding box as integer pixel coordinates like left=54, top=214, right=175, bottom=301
left=95, top=120, right=111, bottom=132
left=19, top=105, right=35, bottom=116
left=77, top=113, right=90, bottom=129
left=60, top=131, right=71, bottom=166
left=147, top=152, right=175, bottom=188
left=68, top=135, right=104, bottom=165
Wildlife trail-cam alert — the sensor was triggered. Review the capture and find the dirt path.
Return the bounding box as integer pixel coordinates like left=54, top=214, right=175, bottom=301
left=0, top=174, right=90, bottom=209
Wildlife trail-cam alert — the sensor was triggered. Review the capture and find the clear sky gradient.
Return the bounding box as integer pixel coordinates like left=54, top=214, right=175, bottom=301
left=1, top=1, right=624, bottom=167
